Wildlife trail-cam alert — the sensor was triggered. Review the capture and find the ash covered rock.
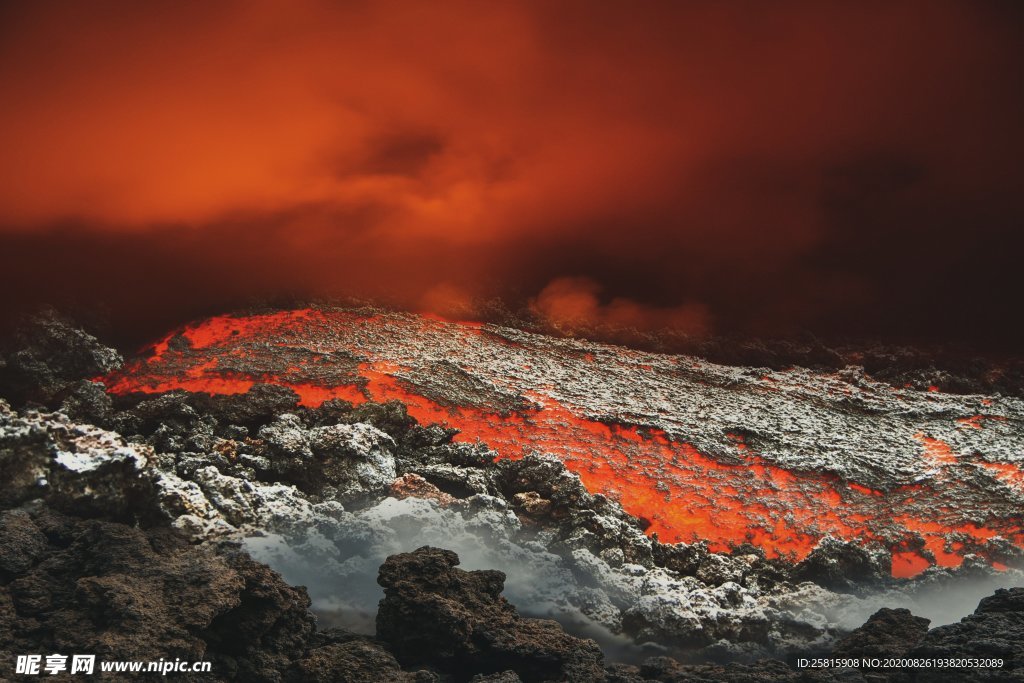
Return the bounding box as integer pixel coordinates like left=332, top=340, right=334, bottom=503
left=256, top=413, right=398, bottom=503
left=0, top=400, right=329, bottom=540
left=0, top=400, right=155, bottom=518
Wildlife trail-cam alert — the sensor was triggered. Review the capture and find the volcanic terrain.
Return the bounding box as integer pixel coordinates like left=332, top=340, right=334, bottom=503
left=104, top=308, right=1024, bottom=577
left=2, top=307, right=1023, bottom=681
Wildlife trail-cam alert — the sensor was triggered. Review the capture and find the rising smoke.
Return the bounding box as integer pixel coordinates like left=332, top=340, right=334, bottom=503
left=242, top=495, right=1023, bottom=663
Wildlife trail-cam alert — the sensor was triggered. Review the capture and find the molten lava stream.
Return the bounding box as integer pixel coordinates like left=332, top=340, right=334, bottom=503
left=102, top=310, right=1024, bottom=578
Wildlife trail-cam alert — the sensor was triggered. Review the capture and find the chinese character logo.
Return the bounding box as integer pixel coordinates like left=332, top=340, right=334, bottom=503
left=70, top=655, right=95, bottom=674
left=16, top=655, right=42, bottom=675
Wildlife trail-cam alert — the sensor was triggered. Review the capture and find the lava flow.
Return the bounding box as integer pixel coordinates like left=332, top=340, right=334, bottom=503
left=102, top=308, right=1024, bottom=577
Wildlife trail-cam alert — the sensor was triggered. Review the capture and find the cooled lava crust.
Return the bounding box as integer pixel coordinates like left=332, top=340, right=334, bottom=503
left=102, top=308, right=1024, bottom=577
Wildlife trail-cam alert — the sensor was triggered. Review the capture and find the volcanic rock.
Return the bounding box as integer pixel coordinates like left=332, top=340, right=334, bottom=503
left=255, top=413, right=399, bottom=502
left=3, top=311, right=1023, bottom=680
left=906, top=588, right=1024, bottom=682
left=194, top=383, right=304, bottom=430
left=0, top=310, right=122, bottom=405
left=98, top=309, right=1024, bottom=579
left=832, top=608, right=930, bottom=659
left=0, top=507, right=315, bottom=682
left=470, top=672, right=523, bottom=682
left=292, top=635, right=435, bottom=682
left=5, top=395, right=1021, bottom=665
left=390, top=473, right=457, bottom=507
left=793, top=537, right=892, bottom=593
left=376, top=546, right=606, bottom=682
left=0, top=400, right=156, bottom=518
left=309, top=422, right=398, bottom=503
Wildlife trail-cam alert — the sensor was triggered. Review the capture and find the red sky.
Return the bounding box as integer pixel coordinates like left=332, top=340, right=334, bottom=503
left=1, top=1, right=1021, bottom=349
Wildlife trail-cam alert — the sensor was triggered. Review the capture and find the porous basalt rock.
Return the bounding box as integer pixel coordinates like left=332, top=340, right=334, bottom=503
left=793, top=537, right=892, bottom=593
left=390, top=473, right=457, bottom=507
left=291, top=633, right=436, bottom=683
left=0, top=311, right=123, bottom=405
left=905, top=588, right=1024, bottom=682
left=832, top=607, right=929, bottom=660
left=376, top=546, right=606, bottom=682
left=0, top=507, right=315, bottom=682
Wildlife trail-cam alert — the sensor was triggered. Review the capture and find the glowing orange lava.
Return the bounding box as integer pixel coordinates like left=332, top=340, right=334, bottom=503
left=102, top=309, right=1024, bottom=578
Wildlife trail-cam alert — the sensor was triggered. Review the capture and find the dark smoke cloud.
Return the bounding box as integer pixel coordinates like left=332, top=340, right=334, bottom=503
left=0, top=1, right=1021, bottom=350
